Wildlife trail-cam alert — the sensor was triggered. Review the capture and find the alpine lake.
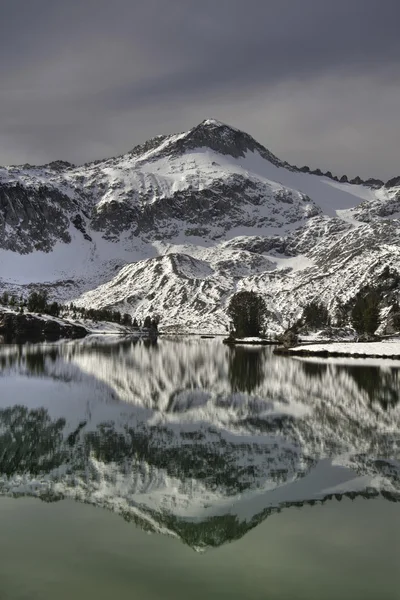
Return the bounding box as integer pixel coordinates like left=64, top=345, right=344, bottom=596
left=0, top=336, right=399, bottom=599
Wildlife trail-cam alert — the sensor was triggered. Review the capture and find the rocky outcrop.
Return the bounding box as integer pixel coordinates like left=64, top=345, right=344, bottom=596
left=291, top=166, right=385, bottom=189
left=385, top=176, right=400, bottom=188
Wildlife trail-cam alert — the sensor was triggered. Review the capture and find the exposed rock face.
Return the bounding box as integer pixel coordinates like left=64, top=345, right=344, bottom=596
left=0, top=183, right=76, bottom=253
left=91, top=176, right=320, bottom=239
left=353, top=189, right=400, bottom=221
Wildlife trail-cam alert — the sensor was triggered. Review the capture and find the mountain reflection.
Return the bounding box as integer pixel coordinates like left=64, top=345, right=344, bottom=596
left=0, top=406, right=66, bottom=477
left=0, top=338, right=399, bottom=550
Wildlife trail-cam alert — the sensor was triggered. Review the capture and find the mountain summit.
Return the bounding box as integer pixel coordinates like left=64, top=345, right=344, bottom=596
left=123, top=118, right=285, bottom=167
left=163, top=118, right=285, bottom=165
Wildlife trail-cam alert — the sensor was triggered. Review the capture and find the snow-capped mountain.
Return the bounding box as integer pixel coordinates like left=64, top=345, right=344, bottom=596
left=1, top=118, right=399, bottom=331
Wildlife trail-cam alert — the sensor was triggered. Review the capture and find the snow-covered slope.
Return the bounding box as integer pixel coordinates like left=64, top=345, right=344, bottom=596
left=1, top=119, right=399, bottom=331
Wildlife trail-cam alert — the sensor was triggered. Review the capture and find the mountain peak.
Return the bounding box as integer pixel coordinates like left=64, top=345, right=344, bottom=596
left=125, top=118, right=284, bottom=167
left=148, top=118, right=285, bottom=167
left=197, top=118, right=240, bottom=131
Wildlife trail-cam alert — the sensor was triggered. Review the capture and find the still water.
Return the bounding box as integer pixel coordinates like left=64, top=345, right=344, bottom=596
left=0, top=337, right=399, bottom=599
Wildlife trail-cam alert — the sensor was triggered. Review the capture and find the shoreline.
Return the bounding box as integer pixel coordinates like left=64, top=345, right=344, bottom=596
left=0, top=309, right=158, bottom=344
left=274, top=340, right=400, bottom=360
left=223, top=337, right=279, bottom=346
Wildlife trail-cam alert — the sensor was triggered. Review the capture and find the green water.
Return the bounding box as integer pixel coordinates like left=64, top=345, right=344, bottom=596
left=0, top=339, right=399, bottom=598
left=0, top=496, right=398, bottom=600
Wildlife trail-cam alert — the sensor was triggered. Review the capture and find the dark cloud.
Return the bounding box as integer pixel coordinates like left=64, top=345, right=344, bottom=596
left=1, top=0, right=400, bottom=178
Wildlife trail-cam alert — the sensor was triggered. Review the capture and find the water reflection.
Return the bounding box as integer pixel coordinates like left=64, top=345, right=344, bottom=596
left=228, top=346, right=264, bottom=394
left=0, top=338, right=399, bottom=550
left=338, top=365, right=399, bottom=410
left=298, top=358, right=400, bottom=411
left=300, top=360, right=328, bottom=380
left=0, top=406, right=66, bottom=477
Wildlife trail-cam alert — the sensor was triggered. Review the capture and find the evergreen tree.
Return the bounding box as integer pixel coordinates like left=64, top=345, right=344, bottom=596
left=1, top=291, right=9, bottom=305
left=27, top=291, right=39, bottom=312
left=391, top=301, right=400, bottom=332
left=143, top=315, right=152, bottom=329
left=302, top=300, right=330, bottom=328
left=335, top=299, right=347, bottom=327
left=151, top=315, right=160, bottom=331
left=47, top=302, right=60, bottom=317
left=122, top=313, right=132, bottom=327
left=351, top=290, right=380, bottom=335
left=112, top=310, right=121, bottom=324
left=227, top=291, right=267, bottom=337
left=27, top=290, right=48, bottom=313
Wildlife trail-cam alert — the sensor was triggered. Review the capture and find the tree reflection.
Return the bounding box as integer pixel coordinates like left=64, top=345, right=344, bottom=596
left=337, top=365, right=399, bottom=410
left=25, top=351, right=46, bottom=374
left=300, top=361, right=328, bottom=380
left=298, top=359, right=400, bottom=411
left=228, top=347, right=264, bottom=394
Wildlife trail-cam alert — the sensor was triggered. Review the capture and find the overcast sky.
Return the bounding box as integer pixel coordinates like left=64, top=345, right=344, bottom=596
left=1, top=0, right=399, bottom=179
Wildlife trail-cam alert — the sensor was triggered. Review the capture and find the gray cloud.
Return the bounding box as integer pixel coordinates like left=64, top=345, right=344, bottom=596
left=1, top=0, right=400, bottom=178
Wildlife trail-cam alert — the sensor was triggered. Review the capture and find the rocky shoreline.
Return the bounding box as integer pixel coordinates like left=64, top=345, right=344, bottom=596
left=0, top=311, right=88, bottom=343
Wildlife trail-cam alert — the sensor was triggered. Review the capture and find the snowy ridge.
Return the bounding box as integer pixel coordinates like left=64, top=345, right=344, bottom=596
left=1, top=119, right=400, bottom=330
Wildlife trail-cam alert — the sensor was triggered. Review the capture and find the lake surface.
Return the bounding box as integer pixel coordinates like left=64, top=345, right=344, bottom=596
left=0, top=337, right=399, bottom=598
